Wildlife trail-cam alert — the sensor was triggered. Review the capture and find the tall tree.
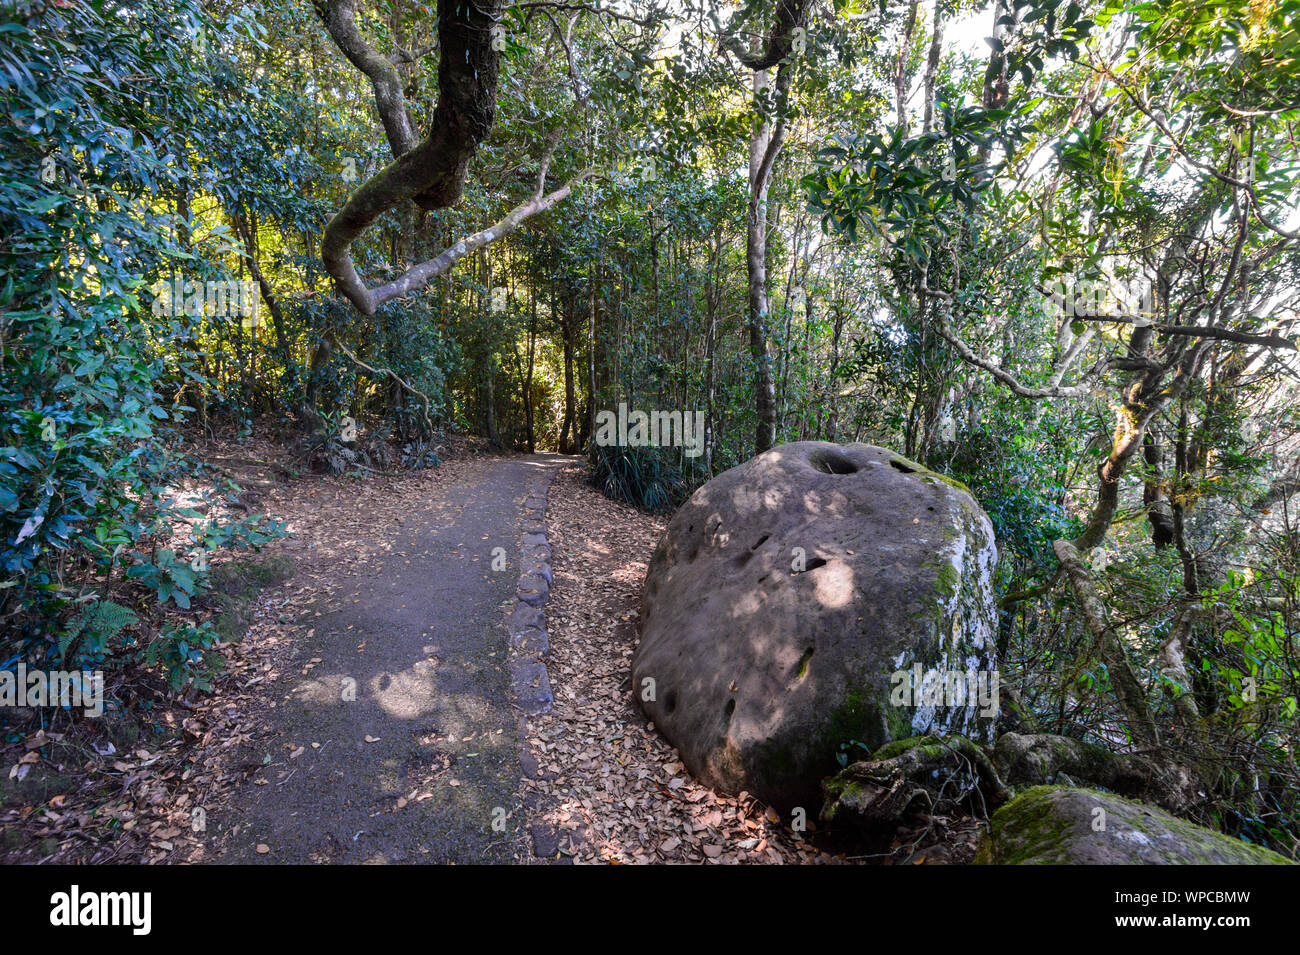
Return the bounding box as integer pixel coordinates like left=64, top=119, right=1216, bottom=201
left=724, top=0, right=810, bottom=453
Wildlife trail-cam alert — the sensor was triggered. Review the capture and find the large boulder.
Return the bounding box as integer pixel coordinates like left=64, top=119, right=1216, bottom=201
left=976, top=786, right=1294, bottom=864
left=631, top=441, right=999, bottom=813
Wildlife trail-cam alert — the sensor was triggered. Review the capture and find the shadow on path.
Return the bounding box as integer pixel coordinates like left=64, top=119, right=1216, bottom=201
left=206, top=454, right=568, bottom=864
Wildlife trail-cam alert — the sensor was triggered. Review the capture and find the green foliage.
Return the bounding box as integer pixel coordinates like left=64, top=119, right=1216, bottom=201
left=61, top=599, right=137, bottom=668
left=803, top=101, right=1024, bottom=250
left=126, top=549, right=197, bottom=610
left=0, top=0, right=287, bottom=698
left=834, top=738, right=873, bottom=768
left=142, top=622, right=223, bottom=694
left=0, top=0, right=1296, bottom=861
left=1, top=0, right=208, bottom=616
left=589, top=444, right=686, bottom=514
left=1204, top=570, right=1300, bottom=720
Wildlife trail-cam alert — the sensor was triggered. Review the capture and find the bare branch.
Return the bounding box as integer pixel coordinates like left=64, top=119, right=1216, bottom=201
left=360, top=155, right=597, bottom=314
left=921, top=268, right=1104, bottom=398
left=328, top=335, right=436, bottom=438
left=1068, top=316, right=1297, bottom=351
left=315, top=0, right=418, bottom=158
left=513, top=1, right=657, bottom=28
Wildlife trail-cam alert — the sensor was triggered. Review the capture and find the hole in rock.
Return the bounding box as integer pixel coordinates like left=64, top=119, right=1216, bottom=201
left=799, top=556, right=828, bottom=573
left=809, top=450, right=860, bottom=475
left=794, top=646, right=815, bottom=679
left=724, top=698, right=736, bottom=719
left=664, top=689, right=678, bottom=714
left=751, top=534, right=770, bottom=550
left=889, top=458, right=917, bottom=474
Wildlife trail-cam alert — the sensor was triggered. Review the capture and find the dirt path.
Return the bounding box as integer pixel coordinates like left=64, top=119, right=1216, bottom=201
left=206, top=453, right=567, bottom=864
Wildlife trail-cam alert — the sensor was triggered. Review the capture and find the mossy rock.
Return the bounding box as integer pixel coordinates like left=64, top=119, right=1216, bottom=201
left=976, top=786, right=1294, bottom=865
left=886, top=451, right=972, bottom=495
left=869, top=734, right=946, bottom=763
left=205, top=556, right=296, bottom=640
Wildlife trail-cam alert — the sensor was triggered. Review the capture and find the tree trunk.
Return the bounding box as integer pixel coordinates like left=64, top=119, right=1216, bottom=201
left=747, top=63, right=783, bottom=455
left=525, top=284, right=536, bottom=453
left=703, top=231, right=721, bottom=474
left=588, top=266, right=597, bottom=450
left=559, top=304, right=577, bottom=453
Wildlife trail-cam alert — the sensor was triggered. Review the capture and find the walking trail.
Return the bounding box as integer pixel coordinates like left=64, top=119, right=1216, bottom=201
left=207, top=453, right=566, bottom=864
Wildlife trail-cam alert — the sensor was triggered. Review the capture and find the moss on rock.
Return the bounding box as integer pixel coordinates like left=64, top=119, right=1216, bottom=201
left=870, top=734, right=946, bottom=762
left=206, top=556, right=296, bottom=641
left=884, top=451, right=973, bottom=496
left=977, top=786, right=1294, bottom=865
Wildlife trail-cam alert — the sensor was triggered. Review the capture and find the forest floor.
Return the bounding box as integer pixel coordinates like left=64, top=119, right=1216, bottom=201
left=520, top=464, right=983, bottom=864
left=2, top=435, right=980, bottom=864
left=3, top=437, right=554, bottom=863
left=520, top=464, right=838, bottom=863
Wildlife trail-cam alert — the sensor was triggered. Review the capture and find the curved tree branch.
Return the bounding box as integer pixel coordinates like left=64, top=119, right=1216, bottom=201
left=315, top=0, right=418, bottom=158
left=921, top=266, right=1106, bottom=398
left=318, top=0, right=601, bottom=316
left=364, top=162, right=598, bottom=312
left=722, top=0, right=811, bottom=69
left=334, top=127, right=596, bottom=315
left=318, top=0, right=512, bottom=314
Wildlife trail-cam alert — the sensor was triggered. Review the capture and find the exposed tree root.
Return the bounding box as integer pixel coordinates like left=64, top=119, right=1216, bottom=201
left=822, top=730, right=1203, bottom=843
left=821, top=735, right=1011, bottom=832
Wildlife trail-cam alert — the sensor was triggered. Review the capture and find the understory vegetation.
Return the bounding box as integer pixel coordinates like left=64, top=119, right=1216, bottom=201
left=2, top=0, right=1298, bottom=857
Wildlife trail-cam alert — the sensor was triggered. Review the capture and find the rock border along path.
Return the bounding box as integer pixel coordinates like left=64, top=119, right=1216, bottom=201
left=508, top=465, right=558, bottom=716
left=507, top=456, right=576, bottom=862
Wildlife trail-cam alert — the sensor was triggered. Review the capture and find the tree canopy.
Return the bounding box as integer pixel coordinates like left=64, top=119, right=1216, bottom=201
left=2, top=0, right=1299, bottom=860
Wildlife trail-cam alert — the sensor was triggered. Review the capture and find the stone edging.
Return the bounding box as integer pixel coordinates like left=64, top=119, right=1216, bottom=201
left=508, top=469, right=556, bottom=717
left=509, top=460, right=585, bottom=863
